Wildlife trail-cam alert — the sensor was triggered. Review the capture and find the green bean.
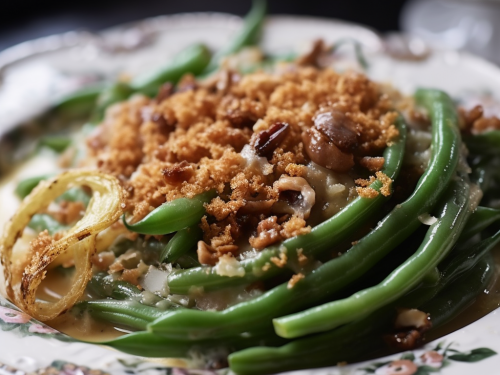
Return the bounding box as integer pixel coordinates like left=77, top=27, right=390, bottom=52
left=470, top=157, right=500, bottom=191
left=175, top=254, right=201, bottom=268
left=460, top=207, right=500, bottom=241
left=98, top=327, right=285, bottom=359
left=131, top=44, right=211, bottom=97
left=166, top=117, right=407, bottom=294
left=228, top=254, right=494, bottom=375
left=465, top=130, right=500, bottom=155
left=204, top=0, right=267, bottom=74
left=96, top=332, right=196, bottom=358
left=54, top=83, right=104, bottom=117
left=28, top=214, right=68, bottom=235
left=15, top=175, right=52, bottom=198
left=440, top=228, right=500, bottom=287
left=123, top=190, right=215, bottom=235
left=87, top=273, right=142, bottom=300
left=273, top=177, right=471, bottom=338
left=39, top=136, right=72, bottom=153
left=88, top=310, right=151, bottom=331
left=148, top=90, right=461, bottom=340
left=423, top=253, right=494, bottom=328
left=92, top=82, right=133, bottom=123
left=160, top=224, right=202, bottom=263
left=229, top=311, right=386, bottom=375
left=80, top=300, right=167, bottom=330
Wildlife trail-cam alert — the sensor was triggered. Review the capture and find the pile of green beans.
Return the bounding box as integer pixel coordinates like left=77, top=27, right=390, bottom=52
left=73, top=88, right=500, bottom=373
left=19, top=1, right=500, bottom=372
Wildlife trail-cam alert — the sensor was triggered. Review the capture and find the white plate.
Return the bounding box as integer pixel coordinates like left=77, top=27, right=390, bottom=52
left=1, top=12, right=500, bottom=375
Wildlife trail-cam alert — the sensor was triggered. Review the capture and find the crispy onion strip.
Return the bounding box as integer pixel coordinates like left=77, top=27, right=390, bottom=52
left=0, top=170, right=123, bottom=321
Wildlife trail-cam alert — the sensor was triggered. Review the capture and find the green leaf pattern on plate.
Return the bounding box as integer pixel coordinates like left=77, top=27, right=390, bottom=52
left=362, top=341, right=497, bottom=375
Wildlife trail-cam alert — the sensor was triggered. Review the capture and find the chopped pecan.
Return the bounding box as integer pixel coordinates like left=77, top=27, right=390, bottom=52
left=162, top=161, right=195, bottom=185
left=249, top=216, right=283, bottom=250
left=197, top=241, right=219, bottom=266
left=254, top=122, right=290, bottom=158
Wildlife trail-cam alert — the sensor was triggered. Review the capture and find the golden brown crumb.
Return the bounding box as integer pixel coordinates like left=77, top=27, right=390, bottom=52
left=355, top=171, right=392, bottom=198
left=356, top=186, right=379, bottom=199
left=92, top=251, right=116, bottom=271
left=204, top=197, right=245, bottom=221
left=108, top=262, right=125, bottom=274
left=285, top=163, right=307, bottom=177
left=121, top=269, right=141, bottom=286
left=270, top=252, right=288, bottom=268
left=287, top=273, right=305, bottom=289
left=376, top=171, right=392, bottom=197
left=262, top=262, right=272, bottom=272
left=359, top=156, right=385, bottom=172
left=296, top=248, right=308, bottom=266
left=355, top=176, right=376, bottom=188
left=280, top=216, right=311, bottom=238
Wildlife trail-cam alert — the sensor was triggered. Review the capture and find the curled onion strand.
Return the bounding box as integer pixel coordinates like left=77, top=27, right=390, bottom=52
left=0, top=170, right=124, bottom=321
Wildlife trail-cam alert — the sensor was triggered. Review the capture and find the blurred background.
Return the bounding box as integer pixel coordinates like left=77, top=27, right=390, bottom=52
left=1, top=0, right=500, bottom=63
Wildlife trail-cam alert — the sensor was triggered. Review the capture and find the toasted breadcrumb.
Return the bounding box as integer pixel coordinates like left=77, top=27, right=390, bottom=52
left=262, top=262, right=272, bottom=272
left=356, top=186, right=379, bottom=199
left=281, top=216, right=311, bottom=238
left=296, top=248, right=308, bottom=266
left=287, top=273, right=305, bottom=289
left=376, top=171, right=392, bottom=197
left=359, top=156, right=385, bottom=172
left=270, top=252, right=288, bottom=268
left=87, top=65, right=400, bottom=261
left=355, top=171, right=392, bottom=198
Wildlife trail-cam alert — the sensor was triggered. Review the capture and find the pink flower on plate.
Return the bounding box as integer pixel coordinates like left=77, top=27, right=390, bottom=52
left=375, top=360, right=418, bottom=375
left=420, top=350, right=444, bottom=368
left=0, top=305, right=31, bottom=324
left=29, top=323, right=58, bottom=334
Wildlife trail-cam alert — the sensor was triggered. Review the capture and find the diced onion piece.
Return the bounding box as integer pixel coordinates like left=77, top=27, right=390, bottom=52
left=215, top=254, right=245, bottom=277
left=395, top=308, right=429, bottom=329
left=418, top=213, right=438, bottom=226
left=0, top=170, right=124, bottom=321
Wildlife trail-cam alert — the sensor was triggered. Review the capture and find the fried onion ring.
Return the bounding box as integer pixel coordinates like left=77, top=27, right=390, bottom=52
left=0, top=170, right=124, bottom=321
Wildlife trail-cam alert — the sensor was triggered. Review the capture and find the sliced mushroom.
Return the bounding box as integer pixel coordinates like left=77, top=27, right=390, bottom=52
left=272, top=176, right=316, bottom=219
left=302, top=127, right=354, bottom=172
left=313, top=110, right=358, bottom=152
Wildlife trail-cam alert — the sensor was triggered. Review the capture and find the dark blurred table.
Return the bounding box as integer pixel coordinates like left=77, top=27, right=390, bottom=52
left=0, top=0, right=407, bottom=51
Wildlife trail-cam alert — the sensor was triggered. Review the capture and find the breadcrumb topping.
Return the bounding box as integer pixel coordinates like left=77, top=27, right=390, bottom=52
left=287, top=273, right=305, bottom=289
left=355, top=171, right=392, bottom=199
left=87, top=64, right=400, bottom=264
